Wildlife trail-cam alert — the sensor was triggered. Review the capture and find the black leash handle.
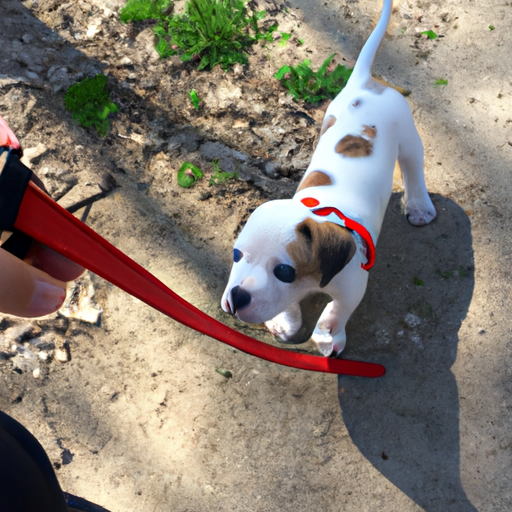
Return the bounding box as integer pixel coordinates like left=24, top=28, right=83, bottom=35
left=0, top=147, right=34, bottom=258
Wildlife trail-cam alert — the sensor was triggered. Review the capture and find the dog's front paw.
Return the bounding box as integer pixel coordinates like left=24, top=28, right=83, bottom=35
left=311, top=328, right=347, bottom=357
left=311, top=329, right=334, bottom=356
left=265, top=305, right=304, bottom=344
left=405, top=198, right=437, bottom=226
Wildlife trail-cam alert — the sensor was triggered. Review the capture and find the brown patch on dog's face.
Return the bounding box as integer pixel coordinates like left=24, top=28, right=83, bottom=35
left=362, top=124, right=377, bottom=139
left=320, top=115, right=336, bottom=136
left=286, top=218, right=356, bottom=288
left=296, top=171, right=332, bottom=193
left=335, top=135, right=373, bottom=157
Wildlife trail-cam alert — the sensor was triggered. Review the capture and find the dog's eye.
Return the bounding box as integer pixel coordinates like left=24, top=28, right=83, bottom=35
left=233, top=248, right=243, bottom=263
left=273, top=264, right=296, bottom=283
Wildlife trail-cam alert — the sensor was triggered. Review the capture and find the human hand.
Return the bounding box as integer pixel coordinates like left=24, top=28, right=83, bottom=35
left=0, top=114, right=84, bottom=317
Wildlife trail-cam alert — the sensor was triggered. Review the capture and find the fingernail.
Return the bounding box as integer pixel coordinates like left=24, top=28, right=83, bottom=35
left=27, top=281, right=66, bottom=317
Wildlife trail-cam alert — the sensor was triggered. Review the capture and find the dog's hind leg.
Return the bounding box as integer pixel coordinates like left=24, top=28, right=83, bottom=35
left=397, top=111, right=437, bottom=226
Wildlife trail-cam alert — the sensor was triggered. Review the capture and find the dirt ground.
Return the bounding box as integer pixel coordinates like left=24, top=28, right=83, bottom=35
left=1, top=0, right=511, bottom=510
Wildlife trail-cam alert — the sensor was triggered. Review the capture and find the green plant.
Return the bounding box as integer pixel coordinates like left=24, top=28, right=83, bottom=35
left=437, top=269, right=453, bottom=280
left=216, top=367, right=233, bottom=378
left=189, top=89, right=201, bottom=110
left=177, top=161, right=203, bottom=187
left=275, top=53, right=352, bottom=103
left=413, top=277, right=424, bottom=286
left=209, top=160, right=238, bottom=185
left=154, top=0, right=278, bottom=70
left=64, top=74, right=118, bottom=136
left=278, top=32, right=292, bottom=47
left=489, top=25, right=495, bottom=30
left=422, top=30, right=438, bottom=39
left=435, top=78, right=448, bottom=87
left=119, top=0, right=172, bottom=22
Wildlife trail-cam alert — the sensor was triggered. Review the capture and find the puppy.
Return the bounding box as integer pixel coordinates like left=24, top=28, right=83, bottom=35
left=221, top=0, right=436, bottom=356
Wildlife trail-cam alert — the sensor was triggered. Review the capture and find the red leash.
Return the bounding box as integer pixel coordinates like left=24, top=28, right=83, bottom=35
left=1, top=151, right=385, bottom=377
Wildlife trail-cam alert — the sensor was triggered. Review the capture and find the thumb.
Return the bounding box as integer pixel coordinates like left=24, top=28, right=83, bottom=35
left=0, top=248, right=67, bottom=318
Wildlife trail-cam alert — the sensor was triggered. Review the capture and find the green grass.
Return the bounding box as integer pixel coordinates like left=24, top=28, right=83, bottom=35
left=152, top=0, right=277, bottom=70
left=119, top=0, right=172, bottom=22
left=64, top=74, right=118, bottom=136
left=209, top=160, right=238, bottom=185
left=275, top=53, right=352, bottom=103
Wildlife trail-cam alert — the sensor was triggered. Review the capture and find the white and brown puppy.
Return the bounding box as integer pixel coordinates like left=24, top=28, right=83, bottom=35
left=221, top=0, right=436, bottom=357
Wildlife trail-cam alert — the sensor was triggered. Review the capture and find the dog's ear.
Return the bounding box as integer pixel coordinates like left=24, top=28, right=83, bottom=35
left=288, top=218, right=356, bottom=288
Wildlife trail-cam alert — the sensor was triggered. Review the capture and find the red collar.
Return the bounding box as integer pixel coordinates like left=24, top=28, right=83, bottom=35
left=301, top=197, right=376, bottom=271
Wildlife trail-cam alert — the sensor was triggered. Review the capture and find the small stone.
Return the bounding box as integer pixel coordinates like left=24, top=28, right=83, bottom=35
left=264, top=161, right=278, bottom=178
left=25, top=70, right=40, bottom=81
left=38, top=350, right=49, bottom=361
left=22, top=34, right=35, bottom=44
left=118, top=56, right=132, bottom=67
left=404, top=312, right=421, bottom=328
left=21, top=144, right=48, bottom=166
left=33, top=367, right=41, bottom=378
left=55, top=348, right=69, bottom=363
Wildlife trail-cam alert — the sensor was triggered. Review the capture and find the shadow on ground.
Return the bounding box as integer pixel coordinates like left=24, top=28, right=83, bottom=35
left=339, top=193, right=476, bottom=511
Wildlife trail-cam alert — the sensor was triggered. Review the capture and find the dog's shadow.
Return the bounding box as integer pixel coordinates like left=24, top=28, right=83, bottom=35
left=339, top=193, right=476, bottom=510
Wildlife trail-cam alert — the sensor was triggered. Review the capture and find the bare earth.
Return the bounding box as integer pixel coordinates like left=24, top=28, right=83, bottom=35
left=1, top=0, right=511, bottom=510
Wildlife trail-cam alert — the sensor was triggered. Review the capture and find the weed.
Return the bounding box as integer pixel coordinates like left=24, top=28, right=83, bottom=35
left=275, top=53, right=352, bottom=103
left=437, top=270, right=453, bottom=280
left=457, top=266, right=470, bottom=278
left=209, top=160, right=238, bottom=185
left=489, top=25, right=495, bottom=31
left=64, top=74, right=118, bottom=137
left=189, top=89, right=201, bottom=110
left=422, top=30, right=438, bottom=39
left=278, top=32, right=292, bottom=47
left=435, top=78, right=448, bottom=87
left=119, top=0, right=172, bottom=22
left=413, top=277, right=425, bottom=286
left=177, top=161, right=203, bottom=187
left=154, top=0, right=278, bottom=70
left=216, top=367, right=233, bottom=378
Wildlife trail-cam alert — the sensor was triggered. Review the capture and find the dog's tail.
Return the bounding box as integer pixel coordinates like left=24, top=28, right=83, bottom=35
left=348, top=0, right=393, bottom=86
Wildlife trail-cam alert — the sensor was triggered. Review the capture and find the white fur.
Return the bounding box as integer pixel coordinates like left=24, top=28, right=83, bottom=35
left=221, top=0, right=436, bottom=356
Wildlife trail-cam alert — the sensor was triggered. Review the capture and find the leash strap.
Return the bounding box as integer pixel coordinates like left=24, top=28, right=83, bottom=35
left=0, top=151, right=385, bottom=377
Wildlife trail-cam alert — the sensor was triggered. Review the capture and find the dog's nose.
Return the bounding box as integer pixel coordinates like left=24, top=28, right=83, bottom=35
left=231, top=286, right=251, bottom=313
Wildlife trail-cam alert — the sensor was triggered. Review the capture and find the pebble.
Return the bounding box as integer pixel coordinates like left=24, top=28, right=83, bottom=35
left=22, top=33, right=35, bottom=44
left=55, top=347, right=69, bottom=363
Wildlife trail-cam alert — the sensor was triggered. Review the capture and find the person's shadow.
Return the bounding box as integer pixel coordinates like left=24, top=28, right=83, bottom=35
left=338, top=193, right=477, bottom=511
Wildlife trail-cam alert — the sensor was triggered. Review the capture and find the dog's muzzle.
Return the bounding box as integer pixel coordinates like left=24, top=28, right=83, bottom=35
left=229, top=286, right=251, bottom=314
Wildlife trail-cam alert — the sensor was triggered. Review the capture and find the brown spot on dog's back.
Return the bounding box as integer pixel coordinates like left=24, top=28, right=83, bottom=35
left=296, top=171, right=332, bottom=193
left=320, top=115, right=336, bottom=136
left=365, top=78, right=387, bottom=94
left=362, top=125, right=377, bottom=139
left=335, top=135, right=373, bottom=157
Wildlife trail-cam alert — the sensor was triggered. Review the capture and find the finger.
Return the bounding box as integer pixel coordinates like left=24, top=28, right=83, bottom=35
left=0, top=115, right=21, bottom=149
left=0, top=248, right=67, bottom=317
left=24, top=242, right=85, bottom=282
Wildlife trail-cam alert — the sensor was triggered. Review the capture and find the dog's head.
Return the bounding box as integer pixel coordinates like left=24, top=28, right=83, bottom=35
left=221, top=199, right=356, bottom=342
